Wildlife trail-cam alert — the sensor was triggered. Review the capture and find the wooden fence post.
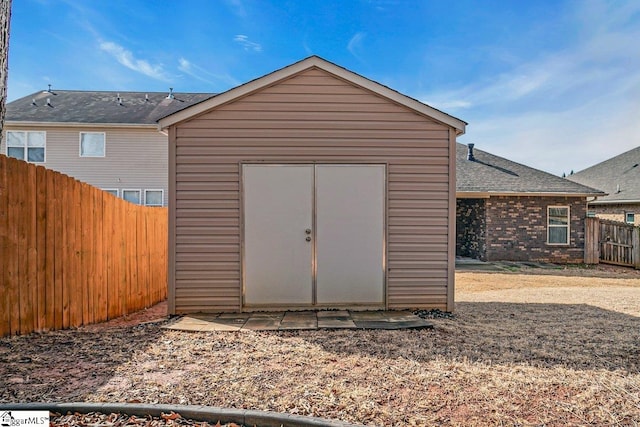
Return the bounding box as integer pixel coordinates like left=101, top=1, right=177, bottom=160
left=633, top=226, right=640, bottom=270
left=584, top=217, right=599, bottom=265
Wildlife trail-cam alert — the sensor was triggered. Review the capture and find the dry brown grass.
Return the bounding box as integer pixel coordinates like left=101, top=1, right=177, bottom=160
left=1, top=269, right=639, bottom=426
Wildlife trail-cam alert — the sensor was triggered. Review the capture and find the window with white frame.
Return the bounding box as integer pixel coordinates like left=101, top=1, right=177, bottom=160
left=144, top=189, right=164, bottom=206
left=122, top=189, right=141, bottom=204
left=103, top=189, right=119, bottom=197
left=626, top=212, right=635, bottom=224
left=548, top=206, right=570, bottom=244
left=6, top=131, right=46, bottom=162
left=80, top=132, right=105, bottom=157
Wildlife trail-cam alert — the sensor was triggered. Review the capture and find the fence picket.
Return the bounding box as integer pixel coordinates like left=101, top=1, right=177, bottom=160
left=94, top=189, right=106, bottom=323
left=44, top=168, right=55, bottom=330
left=8, top=158, right=21, bottom=335
left=21, top=163, right=37, bottom=335
left=0, top=155, right=168, bottom=337
left=105, top=192, right=117, bottom=320
left=53, top=172, right=63, bottom=330
left=0, top=155, right=8, bottom=336
left=81, top=183, right=92, bottom=325
left=35, top=166, right=47, bottom=331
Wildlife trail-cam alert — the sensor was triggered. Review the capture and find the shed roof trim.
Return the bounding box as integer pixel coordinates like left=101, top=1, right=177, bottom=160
left=158, top=56, right=467, bottom=133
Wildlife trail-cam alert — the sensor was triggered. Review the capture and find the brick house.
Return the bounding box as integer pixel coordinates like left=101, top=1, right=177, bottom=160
left=456, top=143, right=604, bottom=263
left=567, top=145, right=640, bottom=226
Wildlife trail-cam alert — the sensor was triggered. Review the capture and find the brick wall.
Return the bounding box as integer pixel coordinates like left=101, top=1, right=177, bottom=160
left=484, top=196, right=587, bottom=263
left=456, top=199, right=487, bottom=260
left=589, top=203, right=640, bottom=226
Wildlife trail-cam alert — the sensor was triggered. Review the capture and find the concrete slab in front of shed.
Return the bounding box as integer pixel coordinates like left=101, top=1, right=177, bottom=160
left=279, top=311, right=317, bottom=330
left=349, top=311, right=385, bottom=321
left=243, top=313, right=284, bottom=331
left=165, top=316, right=242, bottom=332
left=317, top=318, right=357, bottom=329
left=316, top=310, right=355, bottom=328
left=217, top=313, right=252, bottom=320
left=317, top=310, right=350, bottom=318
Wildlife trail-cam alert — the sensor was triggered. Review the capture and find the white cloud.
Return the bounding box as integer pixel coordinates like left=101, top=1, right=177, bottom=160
left=459, top=94, right=639, bottom=177
left=424, top=0, right=640, bottom=175
left=99, top=41, right=170, bottom=81
left=224, top=0, right=247, bottom=18
left=347, top=32, right=366, bottom=58
left=178, top=57, right=240, bottom=88
left=233, top=35, right=262, bottom=52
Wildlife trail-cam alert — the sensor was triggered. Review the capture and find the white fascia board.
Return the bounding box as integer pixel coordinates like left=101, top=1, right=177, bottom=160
left=158, top=56, right=467, bottom=134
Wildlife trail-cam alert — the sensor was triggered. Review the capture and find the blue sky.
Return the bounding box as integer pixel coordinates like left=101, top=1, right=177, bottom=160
left=7, top=0, right=640, bottom=175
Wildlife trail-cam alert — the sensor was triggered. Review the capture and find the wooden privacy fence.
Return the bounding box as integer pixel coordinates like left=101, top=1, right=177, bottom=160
left=584, top=217, right=640, bottom=268
left=0, top=155, right=168, bottom=337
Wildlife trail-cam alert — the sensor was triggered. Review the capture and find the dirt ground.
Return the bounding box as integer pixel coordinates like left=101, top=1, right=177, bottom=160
left=1, top=265, right=639, bottom=426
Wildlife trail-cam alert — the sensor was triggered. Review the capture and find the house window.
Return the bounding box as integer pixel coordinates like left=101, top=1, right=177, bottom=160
left=626, top=213, right=635, bottom=224
left=144, top=189, right=164, bottom=206
left=103, top=189, right=119, bottom=197
left=548, top=206, right=570, bottom=245
left=80, top=132, right=105, bottom=157
left=6, top=131, right=46, bottom=162
left=122, top=189, right=141, bottom=204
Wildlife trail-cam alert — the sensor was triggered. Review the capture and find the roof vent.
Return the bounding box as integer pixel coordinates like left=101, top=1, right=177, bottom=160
left=616, top=184, right=621, bottom=193
left=166, top=88, right=174, bottom=99
left=46, top=98, right=52, bottom=107
left=32, top=98, right=37, bottom=106
left=145, top=94, right=149, bottom=102
left=467, top=143, right=475, bottom=161
left=47, top=84, right=52, bottom=93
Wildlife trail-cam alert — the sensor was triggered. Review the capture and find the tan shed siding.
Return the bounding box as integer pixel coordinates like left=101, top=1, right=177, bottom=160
left=2, top=126, right=168, bottom=205
left=173, top=68, right=453, bottom=312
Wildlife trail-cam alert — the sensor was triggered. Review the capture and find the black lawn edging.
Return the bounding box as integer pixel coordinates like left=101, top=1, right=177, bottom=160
left=0, top=402, right=364, bottom=427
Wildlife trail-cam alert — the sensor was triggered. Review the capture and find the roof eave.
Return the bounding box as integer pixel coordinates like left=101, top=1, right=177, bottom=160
left=158, top=56, right=466, bottom=133
left=588, top=198, right=640, bottom=205
left=456, top=191, right=604, bottom=198
left=4, top=120, right=158, bottom=129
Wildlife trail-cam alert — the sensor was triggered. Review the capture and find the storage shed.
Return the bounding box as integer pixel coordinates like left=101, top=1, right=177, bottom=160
left=159, top=56, right=466, bottom=314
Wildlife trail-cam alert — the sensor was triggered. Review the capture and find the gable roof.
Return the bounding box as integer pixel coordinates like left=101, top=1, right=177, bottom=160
left=567, top=145, right=640, bottom=204
left=158, top=55, right=467, bottom=134
left=5, top=90, right=214, bottom=128
left=457, top=143, right=605, bottom=197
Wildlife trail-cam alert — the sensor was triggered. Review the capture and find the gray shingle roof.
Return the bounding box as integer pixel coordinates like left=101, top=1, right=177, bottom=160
left=567, top=146, right=640, bottom=203
left=457, top=143, right=604, bottom=195
left=6, top=90, right=215, bottom=125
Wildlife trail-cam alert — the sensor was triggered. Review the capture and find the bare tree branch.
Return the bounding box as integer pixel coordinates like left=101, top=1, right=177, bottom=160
left=0, top=0, right=12, bottom=147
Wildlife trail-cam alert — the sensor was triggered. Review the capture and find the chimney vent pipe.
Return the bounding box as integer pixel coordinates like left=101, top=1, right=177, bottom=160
left=467, top=143, right=475, bottom=161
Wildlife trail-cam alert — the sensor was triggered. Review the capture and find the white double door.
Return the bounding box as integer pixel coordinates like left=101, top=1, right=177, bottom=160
left=243, top=164, right=385, bottom=307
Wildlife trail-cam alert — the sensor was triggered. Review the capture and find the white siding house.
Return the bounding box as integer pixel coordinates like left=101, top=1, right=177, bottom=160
left=2, top=90, right=212, bottom=206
